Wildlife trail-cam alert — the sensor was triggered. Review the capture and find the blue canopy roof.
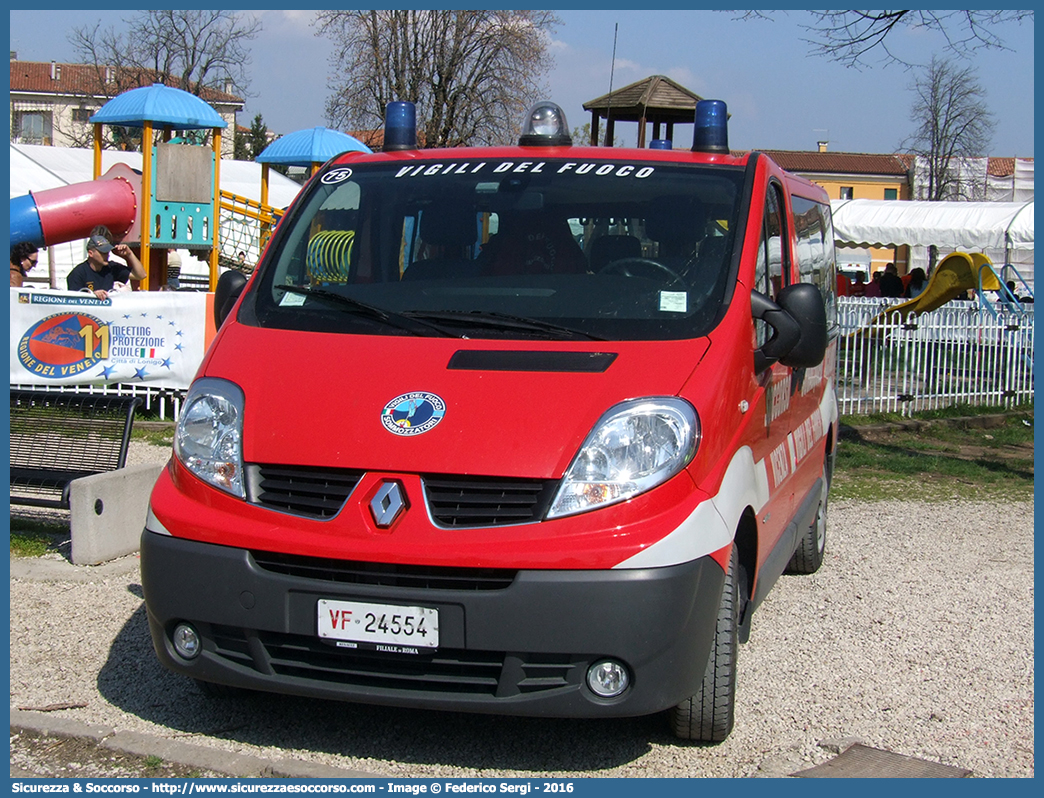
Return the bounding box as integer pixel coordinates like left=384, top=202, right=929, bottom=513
left=91, top=83, right=227, bottom=130
left=257, top=126, right=372, bottom=166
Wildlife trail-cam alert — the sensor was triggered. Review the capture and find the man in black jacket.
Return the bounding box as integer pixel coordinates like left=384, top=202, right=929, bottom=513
left=67, top=231, right=145, bottom=299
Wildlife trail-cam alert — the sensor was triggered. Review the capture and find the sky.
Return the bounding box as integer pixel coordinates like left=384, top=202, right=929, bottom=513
left=8, top=8, right=1035, bottom=157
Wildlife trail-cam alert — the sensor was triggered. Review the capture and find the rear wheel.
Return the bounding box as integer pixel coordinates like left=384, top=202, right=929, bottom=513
left=785, top=464, right=829, bottom=575
left=668, top=546, right=738, bottom=742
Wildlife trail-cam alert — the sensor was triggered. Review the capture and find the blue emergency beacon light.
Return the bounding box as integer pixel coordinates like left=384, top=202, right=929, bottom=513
left=650, top=139, right=673, bottom=150
left=692, top=99, right=729, bottom=154
left=383, top=101, right=417, bottom=151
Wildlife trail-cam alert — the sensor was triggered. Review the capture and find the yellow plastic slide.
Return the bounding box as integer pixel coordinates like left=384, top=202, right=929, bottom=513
left=873, top=252, right=1000, bottom=323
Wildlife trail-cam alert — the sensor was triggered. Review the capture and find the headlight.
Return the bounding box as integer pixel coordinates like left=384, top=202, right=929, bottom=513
left=174, top=378, right=245, bottom=498
left=548, top=398, right=698, bottom=519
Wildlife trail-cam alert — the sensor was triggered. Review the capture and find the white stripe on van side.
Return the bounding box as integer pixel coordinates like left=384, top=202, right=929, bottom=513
left=145, top=505, right=172, bottom=536
left=614, top=445, right=769, bottom=569
left=613, top=386, right=837, bottom=570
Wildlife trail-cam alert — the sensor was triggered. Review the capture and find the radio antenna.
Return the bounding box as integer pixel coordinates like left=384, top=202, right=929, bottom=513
left=604, top=23, right=618, bottom=147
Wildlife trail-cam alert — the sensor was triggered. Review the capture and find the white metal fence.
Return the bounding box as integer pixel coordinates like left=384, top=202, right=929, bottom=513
left=13, top=297, right=1035, bottom=421
left=836, top=297, right=1034, bottom=415
left=9, top=381, right=185, bottom=420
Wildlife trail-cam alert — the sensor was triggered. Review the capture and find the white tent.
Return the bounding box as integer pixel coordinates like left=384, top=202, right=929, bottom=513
left=831, top=198, right=1034, bottom=288
left=10, top=143, right=304, bottom=285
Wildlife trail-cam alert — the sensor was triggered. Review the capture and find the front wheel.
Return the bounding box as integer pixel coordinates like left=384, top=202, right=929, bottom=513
left=667, top=546, right=738, bottom=742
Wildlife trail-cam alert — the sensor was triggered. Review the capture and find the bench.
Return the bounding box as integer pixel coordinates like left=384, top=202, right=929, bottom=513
left=10, top=390, right=141, bottom=509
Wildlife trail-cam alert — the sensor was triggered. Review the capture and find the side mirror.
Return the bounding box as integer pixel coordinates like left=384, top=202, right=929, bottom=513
left=752, top=283, right=827, bottom=373
left=214, top=270, right=248, bottom=329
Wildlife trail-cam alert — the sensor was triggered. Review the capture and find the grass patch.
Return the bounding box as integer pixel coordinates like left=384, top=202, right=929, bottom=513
left=132, top=425, right=175, bottom=447
left=833, top=410, right=1033, bottom=502
left=10, top=517, right=68, bottom=557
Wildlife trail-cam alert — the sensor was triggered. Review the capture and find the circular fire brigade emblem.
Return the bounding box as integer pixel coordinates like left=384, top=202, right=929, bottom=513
left=381, top=392, right=446, bottom=436
left=18, top=312, right=107, bottom=379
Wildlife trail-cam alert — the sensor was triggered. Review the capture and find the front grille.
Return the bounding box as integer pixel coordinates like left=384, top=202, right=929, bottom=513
left=208, top=625, right=582, bottom=697
left=251, top=550, right=516, bottom=590
left=246, top=465, right=556, bottom=528
left=423, top=475, right=556, bottom=527
left=249, top=464, right=364, bottom=518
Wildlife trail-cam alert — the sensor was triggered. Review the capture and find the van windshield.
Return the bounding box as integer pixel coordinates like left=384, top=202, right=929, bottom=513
left=249, top=158, right=746, bottom=341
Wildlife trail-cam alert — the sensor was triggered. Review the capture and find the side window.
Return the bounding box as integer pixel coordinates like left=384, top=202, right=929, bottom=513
left=792, top=194, right=838, bottom=334
left=754, top=183, right=789, bottom=346
left=754, top=184, right=788, bottom=300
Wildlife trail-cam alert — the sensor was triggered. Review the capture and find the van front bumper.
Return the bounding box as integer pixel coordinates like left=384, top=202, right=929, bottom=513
left=140, top=529, right=726, bottom=718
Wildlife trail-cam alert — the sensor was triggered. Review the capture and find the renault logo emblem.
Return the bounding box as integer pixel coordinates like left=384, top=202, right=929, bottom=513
left=370, top=481, right=406, bottom=528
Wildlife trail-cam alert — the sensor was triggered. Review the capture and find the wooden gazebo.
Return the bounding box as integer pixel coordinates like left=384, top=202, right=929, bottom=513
left=582, top=74, right=705, bottom=149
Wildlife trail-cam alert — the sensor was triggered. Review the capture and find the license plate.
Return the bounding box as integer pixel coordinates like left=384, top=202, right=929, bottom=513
left=317, top=599, right=439, bottom=650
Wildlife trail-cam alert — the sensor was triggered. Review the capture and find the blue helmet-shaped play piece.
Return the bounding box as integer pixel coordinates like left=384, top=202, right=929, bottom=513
left=257, top=127, right=372, bottom=165
left=91, top=83, right=227, bottom=129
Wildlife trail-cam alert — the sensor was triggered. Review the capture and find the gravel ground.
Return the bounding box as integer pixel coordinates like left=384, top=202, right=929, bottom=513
left=8, top=447, right=1034, bottom=778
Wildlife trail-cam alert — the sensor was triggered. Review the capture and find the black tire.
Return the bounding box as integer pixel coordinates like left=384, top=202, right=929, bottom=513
left=785, top=466, right=829, bottom=575
left=668, top=546, right=738, bottom=743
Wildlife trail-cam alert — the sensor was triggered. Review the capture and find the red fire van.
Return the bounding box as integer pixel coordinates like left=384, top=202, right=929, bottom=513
left=142, top=99, right=838, bottom=742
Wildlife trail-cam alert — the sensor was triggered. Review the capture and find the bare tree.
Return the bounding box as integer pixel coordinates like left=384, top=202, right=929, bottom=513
left=69, top=10, right=261, bottom=99
left=903, top=56, right=995, bottom=201
left=736, top=10, right=1032, bottom=68
left=315, top=10, right=560, bottom=147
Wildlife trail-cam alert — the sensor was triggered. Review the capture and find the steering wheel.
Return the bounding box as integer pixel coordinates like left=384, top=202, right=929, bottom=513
left=599, top=257, right=686, bottom=288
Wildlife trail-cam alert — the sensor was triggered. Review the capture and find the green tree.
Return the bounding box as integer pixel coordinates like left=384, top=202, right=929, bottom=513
left=248, top=114, right=271, bottom=159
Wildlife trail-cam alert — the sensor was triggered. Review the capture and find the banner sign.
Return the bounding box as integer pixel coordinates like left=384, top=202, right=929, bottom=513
left=10, top=288, right=207, bottom=389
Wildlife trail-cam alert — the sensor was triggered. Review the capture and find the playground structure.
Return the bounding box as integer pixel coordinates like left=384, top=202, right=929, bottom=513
left=868, top=251, right=1027, bottom=323
left=9, top=83, right=288, bottom=292
left=10, top=162, right=141, bottom=257
left=217, top=126, right=370, bottom=272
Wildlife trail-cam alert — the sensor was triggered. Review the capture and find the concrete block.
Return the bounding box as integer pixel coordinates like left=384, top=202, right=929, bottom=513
left=69, top=464, right=164, bottom=565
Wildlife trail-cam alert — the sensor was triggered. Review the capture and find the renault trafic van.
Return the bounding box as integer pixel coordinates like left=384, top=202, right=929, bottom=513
left=142, top=99, right=838, bottom=742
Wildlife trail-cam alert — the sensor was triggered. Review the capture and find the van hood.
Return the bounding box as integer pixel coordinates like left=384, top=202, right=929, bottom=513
left=205, top=325, right=709, bottom=479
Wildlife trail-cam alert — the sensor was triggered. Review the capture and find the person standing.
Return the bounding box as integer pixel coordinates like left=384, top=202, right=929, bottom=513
left=166, top=249, right=182, bottom=290
left=904, top=267, right=928, bottom=298
left=863, top=271, right=882, bottom=298
left=10, top=243, right=38, bottom=287
left=879, top=262, right=905, bottom=298
left=850, top=272, right=867, bottom=297
left=836, top=271, right=852, bottom=297
left=67, top=232, right=145, bottom=299
left=235, top=251, right=253, bottom=274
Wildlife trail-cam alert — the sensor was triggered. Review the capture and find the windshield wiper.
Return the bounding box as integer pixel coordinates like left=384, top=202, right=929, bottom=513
left=404, top=309, right=606, bottom=341
left=275, top=285, right=459, bottom=337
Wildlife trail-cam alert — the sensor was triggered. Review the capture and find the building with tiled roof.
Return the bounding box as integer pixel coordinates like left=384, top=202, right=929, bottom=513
left=738, top=146, right=1032, bottom=275
left=744, top=147, right=914, bottom=275
left=750, top=148, right=912, bottom=202
left=10, top=56, right=244, bottom=158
